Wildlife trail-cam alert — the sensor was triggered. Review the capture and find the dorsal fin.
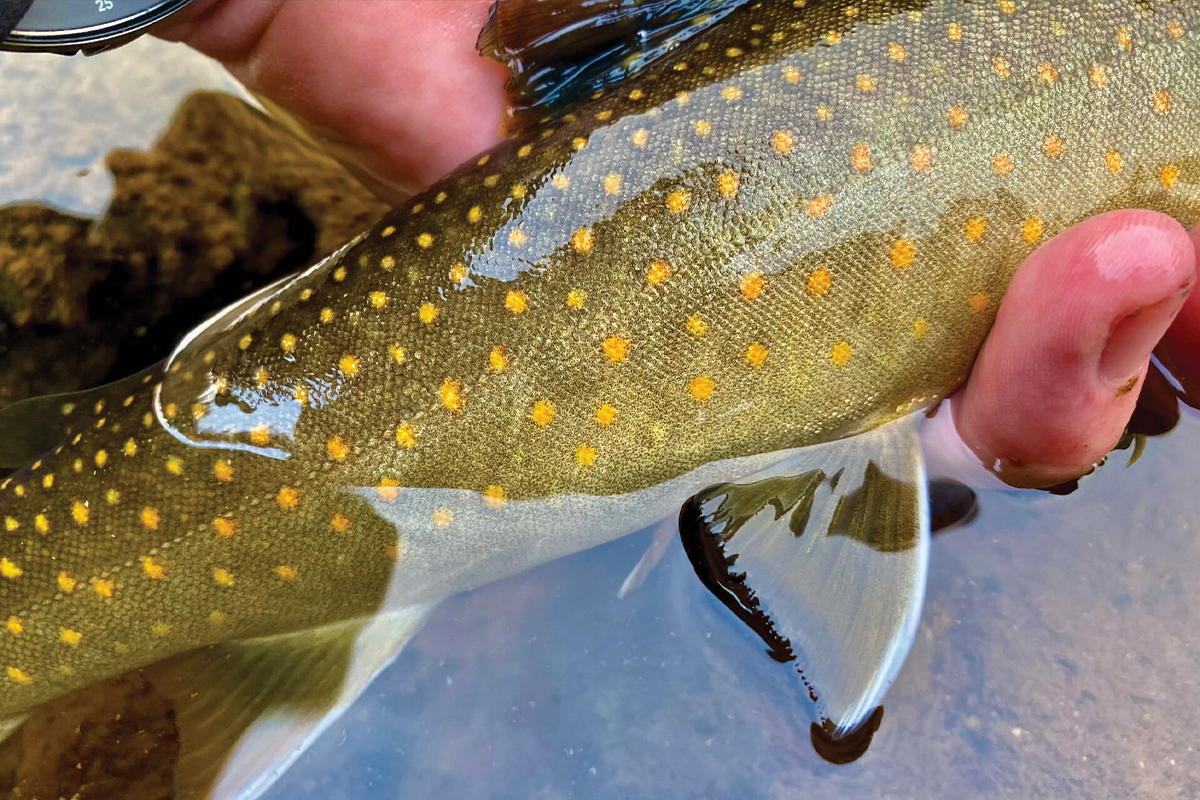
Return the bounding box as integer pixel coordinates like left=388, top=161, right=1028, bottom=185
left=478, top=0, right=750, bottom=132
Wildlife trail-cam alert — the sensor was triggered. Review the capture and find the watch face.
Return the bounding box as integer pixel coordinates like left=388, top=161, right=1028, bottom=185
left=2, top=0, right=194, bottom=54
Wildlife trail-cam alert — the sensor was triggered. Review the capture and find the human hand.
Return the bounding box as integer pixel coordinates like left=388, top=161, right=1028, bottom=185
left=157, top=1, right=1199, bottom=490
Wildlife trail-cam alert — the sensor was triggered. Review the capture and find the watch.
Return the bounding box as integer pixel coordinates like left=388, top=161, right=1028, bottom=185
left=1, top=0, right=195, bottom=56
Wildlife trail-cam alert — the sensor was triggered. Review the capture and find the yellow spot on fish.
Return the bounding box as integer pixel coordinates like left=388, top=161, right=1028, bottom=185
left=431, top=507, right=454, bottom=528
left=666, top=189, right=691, bottom=213
left=745, top=343, right=769, bottom=368
left=992, top=153, right=1015, bottom=176
left=326, top=435, right=350, bottom=462
left=595, top=404, right=617, bottom=426
left=1022, top=217, right=1045, bottom=242
left=632, top=128, right=649, bottom=147
left=209, top=611, right=227, bottom=626
left=151, top=622, right=171, bottom=637
left=250, top=424, right=271, bottom=447
left=999, top=0, right=1015, bottom=13
left=389, top=345, right=407, bottom=365
left=331, top=513, right=352, bottom=534
left=333, top=266, right=347, bottom=282
left=505, top=290, right=529, bottom=314
left=68, top=500, right=90, bottom=527
left=320, top=308, right=335, bottom=323
left=517, top=144, right=533, bottom=158
left=467, top=206, right=483, bottom=223
left=238, top=334, right=252, bottom=350
left=213, top=568, right=234, bottom=586
left=5, top=617, right=21, bottom=636
left=94, top=450, right=108, bottom=468
left=740, top=271, right=765, bottom=301
left=276, top=486, right=300, bottom=509
left=7, top=667, right=31, bottom=686
left=783, top=66, right=800, bottom=83
left=773, top=130, right=794, bottom=154
left=57, top=571, right=77, bottom=593
left=449, top=263, right=468, bottom=285
left=964, top=216, right=989, bottom=241
left=807, top=268, right=832, bottom=295
left=572, top=227, right=594, bottom=254
left=948, top=106, right=969, bottom=128
left=489, top=345, right=510, bottom=372
left=891, top=238, right=915, bottom=269
left=511, top=183, right=527, bottom=199
left=166, top=456, right=184, bottom=476
left=722, top=86, right=743, bottom=102
left=376, top=477, right=401, bottom=502
left=369, top=291, right=388, bottom=308
left=91, top=577, right=114, bottom=598
left=718, top=171, right=740, bottom=197
left=856, top=74, right=876, bottom=92
left=105, top=489, right=119, bottom=505
left=947, top=22, right=963, bottom=41
left=888, top=43, right=907, bottom=62
left=418, top=302, right=440, bottom=325
left=484, top=485, right=507, bottom=509
left=1154, top=91, right=1173, bottom=114
left=140, top=506, right=159, bottom=530
left=531, top=400, right=557, bottom=427
left=552, top=173, right=570, bottom=190
left=629, top=89, right=644, bottom=100
left=141, top=556, right=166, bottom=580
left=1042, top=135, right=1067, bottom=158
left=688, top=375, right=715, bottom=401
left=969, top=293, right=991, bottom=313
left=440, top=379, right=464, bottom=413
left=603, top=335, right=630, bottom=363
left=992, top=57, right=1011, bottom=79
left=851, top=143, right=871, bottom=172
left=212, top=516, right=237, bottom=540
left=575, top=445, right=597, bottom=467
left=1106, top=149, right=1125, bottom=174
left=416, top=233, right=434, bottom=249
left=913, top=318, right=930, bottom=338
left=830, top=342, right=853, bottom=366
left=647, top=260, right=672, bottom=286
left=1037, top=61, right=1058, bottom=84
left=1090, top=64, right=1109, bottom=88
left=276, top=565, right=299, bottom=583
left=806, top=194, right=833, bottom=218
left=255, top=368, right=270, bottom=388
left=34, top=514, right=48, bottom=534
left=41, top=474, right=53, bottom=488
left=911, top=145, right=932, bottom=172
left=1161, top=164, right=1180, bottom=188
left=214, top=459, right=234, bottom=482
left=686, top=313, right=707, bottom=336
left=3, top=518, right=15, bottom=532
left=1117, top=27, right=1132, bottom=50
left=603, top=173, right=624, bottom=195
left=0, top=559, right=21, bottom=580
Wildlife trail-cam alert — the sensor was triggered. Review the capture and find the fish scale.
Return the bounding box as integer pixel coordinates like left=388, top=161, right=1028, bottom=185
left=0, top=0, right=1196, bottom=748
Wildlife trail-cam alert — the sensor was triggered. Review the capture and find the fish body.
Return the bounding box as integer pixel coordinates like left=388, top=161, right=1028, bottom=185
left=1, top=0, right=1199, bottom=736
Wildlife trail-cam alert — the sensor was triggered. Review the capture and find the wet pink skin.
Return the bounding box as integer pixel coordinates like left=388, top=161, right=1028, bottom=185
left=157, top=0, right=1200, bottom=489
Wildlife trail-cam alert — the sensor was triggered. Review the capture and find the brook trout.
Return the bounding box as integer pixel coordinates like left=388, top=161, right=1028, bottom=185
left=0, top=0, right=1197, bottom=789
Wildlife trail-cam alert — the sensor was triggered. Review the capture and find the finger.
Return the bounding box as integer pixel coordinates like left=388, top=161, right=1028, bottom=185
left=156, top=0, right=509, bottom=200
left=953, top=209, right=1196, bottom=488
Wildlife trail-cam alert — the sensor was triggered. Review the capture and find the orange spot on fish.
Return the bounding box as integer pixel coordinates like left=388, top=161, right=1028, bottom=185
left=531, top=400, right=557, bottom=427
left=689, top=376, right=715, bottom=401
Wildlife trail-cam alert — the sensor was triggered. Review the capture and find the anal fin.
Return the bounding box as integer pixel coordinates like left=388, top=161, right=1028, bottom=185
left=680, top=416, right=930, bottom=758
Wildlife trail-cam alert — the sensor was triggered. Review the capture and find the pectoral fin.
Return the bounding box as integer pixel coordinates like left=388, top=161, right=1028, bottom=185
left=145, top=605, right=432, bottom=799
left=679, top=417, right=930, bottom=757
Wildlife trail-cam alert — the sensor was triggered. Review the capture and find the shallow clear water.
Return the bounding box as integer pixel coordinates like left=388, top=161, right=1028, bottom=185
left=2, top=36, right=1198, bottom=800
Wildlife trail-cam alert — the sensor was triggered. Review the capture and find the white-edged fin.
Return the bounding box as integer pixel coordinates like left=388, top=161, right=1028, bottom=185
left=143, top=605, right=432, bottom=800
left=679, top=416, right=929, bottom=757
left=618, top=517, right=677, bottom=598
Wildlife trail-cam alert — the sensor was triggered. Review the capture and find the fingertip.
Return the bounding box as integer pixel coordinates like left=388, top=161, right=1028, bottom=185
left=956, top=210, right=1195, bottom=488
